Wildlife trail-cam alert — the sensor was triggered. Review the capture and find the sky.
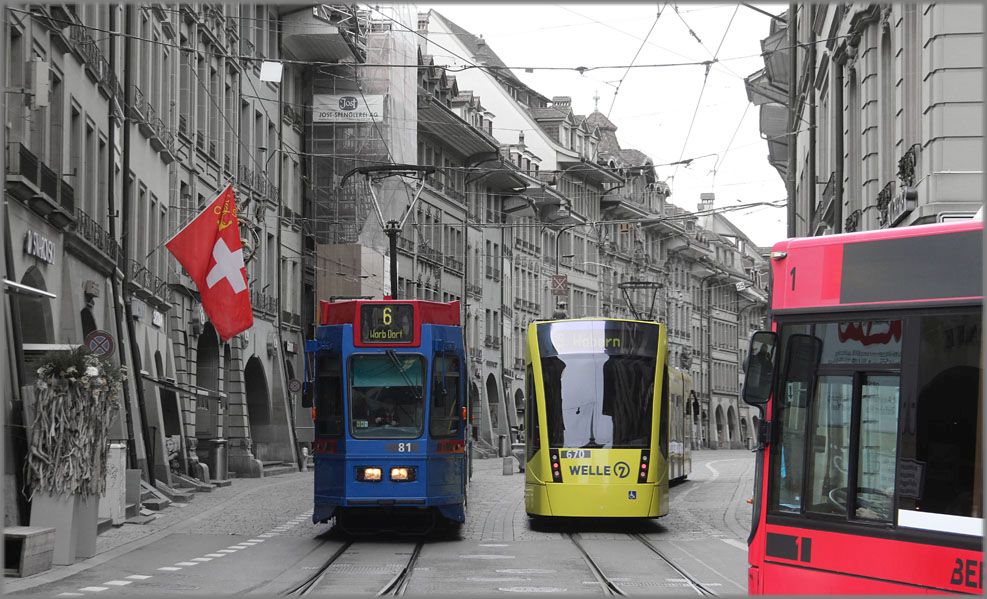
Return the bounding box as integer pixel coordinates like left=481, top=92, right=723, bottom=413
left=415, top=2, right=789, bottom=248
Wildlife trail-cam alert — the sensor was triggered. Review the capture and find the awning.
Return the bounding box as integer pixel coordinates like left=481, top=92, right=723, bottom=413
left=557, top=158, right=624, bottom=186
left=140, top=373, right=226, bottom=399
left=418, top=94, right=499, bottom=157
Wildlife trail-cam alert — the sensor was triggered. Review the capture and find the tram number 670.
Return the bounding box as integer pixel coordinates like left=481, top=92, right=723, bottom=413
left=562, top=449, right=590, bottom=459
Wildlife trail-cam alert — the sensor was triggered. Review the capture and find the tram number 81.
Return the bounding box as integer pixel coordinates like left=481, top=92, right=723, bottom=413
left=386, top=442, right=417, bottom=453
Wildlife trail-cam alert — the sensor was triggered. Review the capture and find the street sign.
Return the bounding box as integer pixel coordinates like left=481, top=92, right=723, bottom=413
left=84, top=329, right=115, bottom=358
left=550, top=274, right=569, bottom=296
left=288, top=378, right=303, bottom=393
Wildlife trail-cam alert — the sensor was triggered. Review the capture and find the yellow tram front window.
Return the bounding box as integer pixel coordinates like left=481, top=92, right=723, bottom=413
left=535, top=321, right=659, bottom=449
left=349, top=353, right=425, bottom=439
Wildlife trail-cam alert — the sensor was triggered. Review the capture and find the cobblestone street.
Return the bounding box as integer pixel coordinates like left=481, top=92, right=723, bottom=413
left=5, top=450, right=755, bottom=596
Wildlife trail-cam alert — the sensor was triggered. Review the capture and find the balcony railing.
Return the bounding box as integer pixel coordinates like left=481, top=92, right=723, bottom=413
left=6, top=142, right=75, bottom=226
left=897, top=144, right=919, bottom=188
left=876, top=181, right=894, bottom=228
left=419, top=246, right=442, bottom=265
left=68, top=25, right=121, bottom=98
left=844, top=209, right=861, bottom=233
left=467, top=283, right=482, bottom=298
left=128, top=258, right=168, bottom=302
left=238, top=164, right=254, bottom=188
left=444, top=255, right=464, bottom=272
left=68, top=207, right=122, bottom=265
left=484, top=335, right=494, bottom=348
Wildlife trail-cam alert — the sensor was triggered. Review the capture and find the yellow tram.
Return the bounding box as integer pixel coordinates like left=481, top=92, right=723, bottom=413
left=523, top=317, right=676, bottom=519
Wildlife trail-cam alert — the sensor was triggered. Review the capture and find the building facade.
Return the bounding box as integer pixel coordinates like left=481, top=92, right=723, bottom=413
left=746, top=3, right=983, bottom=236
left=3, top=3, right=311, bottom=526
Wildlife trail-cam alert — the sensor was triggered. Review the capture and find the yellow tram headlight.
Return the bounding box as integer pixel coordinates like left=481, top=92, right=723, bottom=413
left=390, top=467, right=416, bottom=482
left=357, top=467, right=383, bottom=482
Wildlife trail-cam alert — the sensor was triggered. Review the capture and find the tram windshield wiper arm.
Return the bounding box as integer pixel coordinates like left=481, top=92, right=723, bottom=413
left=386, top=350, right=422, bottom=400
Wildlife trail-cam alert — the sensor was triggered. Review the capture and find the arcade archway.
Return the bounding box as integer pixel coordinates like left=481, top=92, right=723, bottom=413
left=244, top=355, right=272, bottom=461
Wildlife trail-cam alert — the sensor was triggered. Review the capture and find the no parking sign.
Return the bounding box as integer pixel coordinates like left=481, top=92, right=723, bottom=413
left=84, top=329, right=115, bottom=358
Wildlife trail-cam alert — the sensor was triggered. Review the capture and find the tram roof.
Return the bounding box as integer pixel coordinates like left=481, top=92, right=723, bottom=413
left=319, top=298, right=461, bottom=327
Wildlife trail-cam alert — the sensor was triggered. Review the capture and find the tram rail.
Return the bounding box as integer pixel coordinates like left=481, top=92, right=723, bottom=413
left=376, top=542, right=424, bottom=596
left=567, top=531, right=718, bottom=596
left=567, top=532, right=626, bottom=596
left=632, top=533, right=716, bottom=596
left=282, top=539, right=424, bottom=596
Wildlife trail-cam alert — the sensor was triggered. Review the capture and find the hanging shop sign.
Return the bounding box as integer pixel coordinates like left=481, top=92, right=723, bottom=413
left=24, top=229, right=55, bottom=264
left=312, top=94, right=384, bottom=123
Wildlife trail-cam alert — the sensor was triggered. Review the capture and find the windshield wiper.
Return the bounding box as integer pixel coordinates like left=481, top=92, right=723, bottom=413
left=386, top=350, right=422, bottom=401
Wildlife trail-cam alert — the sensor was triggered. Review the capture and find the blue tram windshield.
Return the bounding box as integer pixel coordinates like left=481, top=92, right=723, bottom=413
left=536, top=321, right=658, bottom=449
left=349, top=354, right=424, bottom=439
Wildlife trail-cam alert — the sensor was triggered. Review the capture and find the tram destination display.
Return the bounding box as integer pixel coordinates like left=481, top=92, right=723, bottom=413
left=360, top=303, right=414, bottom=343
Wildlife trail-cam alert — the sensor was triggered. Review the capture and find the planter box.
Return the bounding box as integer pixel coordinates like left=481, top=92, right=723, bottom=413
left=4, top=526, right=55, bottom=577
left=29, top=494, right=98, bottom=565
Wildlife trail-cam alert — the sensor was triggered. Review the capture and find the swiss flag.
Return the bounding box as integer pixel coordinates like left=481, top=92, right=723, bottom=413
left=166, top=185, right=253, bottom=341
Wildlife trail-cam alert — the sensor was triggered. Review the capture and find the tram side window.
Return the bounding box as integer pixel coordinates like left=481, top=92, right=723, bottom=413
left=526, top=366, right=539, bottom=461
left=315, top=354, right=344, bottom=438
left=659, top=364, right=669, bottom=459
left=429, top=355, right=460, bottom=438
left=898, top=313, right=982, bottom=527
left=768, top=325, right=813, bottom=513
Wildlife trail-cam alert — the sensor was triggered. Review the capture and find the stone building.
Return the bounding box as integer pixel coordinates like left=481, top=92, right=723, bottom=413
left=746, top=3, right=983, bottom=236
left=3, top=3, right=311, bottom=526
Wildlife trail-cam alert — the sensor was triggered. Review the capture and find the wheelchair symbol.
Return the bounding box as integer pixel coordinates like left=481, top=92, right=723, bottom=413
left=628, top=491, right=637, bottom=500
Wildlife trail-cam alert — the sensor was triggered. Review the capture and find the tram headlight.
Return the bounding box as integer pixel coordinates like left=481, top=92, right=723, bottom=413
left=357, top=467, right=383, bottom=482
left=390, top=467, right=416, bottom=482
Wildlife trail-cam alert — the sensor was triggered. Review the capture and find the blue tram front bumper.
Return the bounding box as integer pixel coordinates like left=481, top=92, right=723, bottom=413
left=313, top=454, right=465, bottom=524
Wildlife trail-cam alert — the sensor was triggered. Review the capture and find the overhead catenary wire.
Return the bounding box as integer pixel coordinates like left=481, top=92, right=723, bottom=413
left=606, top=2, right=666, bottom=118
left=11, top=7, right=849, bottom=75
left=32, top=6, right=790, bottom=253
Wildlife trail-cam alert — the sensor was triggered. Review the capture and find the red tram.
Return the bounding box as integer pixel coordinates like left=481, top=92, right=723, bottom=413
left=741, top=220, right=983, bottom=594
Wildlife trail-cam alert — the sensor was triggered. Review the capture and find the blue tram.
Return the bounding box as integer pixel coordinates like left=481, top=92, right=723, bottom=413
left=303, top=299, right=468, bottom=531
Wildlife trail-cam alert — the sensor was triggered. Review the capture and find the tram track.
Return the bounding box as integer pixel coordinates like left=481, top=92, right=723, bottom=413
left=375, top=542, right=424, bottom=596
left=282, top=539, right=424, bottom=596
left=566, top=532, right=627, bottom=595
left=631, top=533, right=717, bottom=596
left=567, top=531, right=718, bottom=596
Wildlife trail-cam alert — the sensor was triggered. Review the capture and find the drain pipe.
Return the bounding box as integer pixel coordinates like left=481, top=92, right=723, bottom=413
left=121, top=4, right=155, bottom=485
left=106, top=6, right=141, bottom=476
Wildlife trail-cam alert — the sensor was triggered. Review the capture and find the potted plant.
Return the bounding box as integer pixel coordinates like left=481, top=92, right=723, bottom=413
left=27, top=346, right=124, bottom=565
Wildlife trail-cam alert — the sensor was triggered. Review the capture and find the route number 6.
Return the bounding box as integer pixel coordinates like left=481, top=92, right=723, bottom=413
left=383, top=307, right=393, bottom=325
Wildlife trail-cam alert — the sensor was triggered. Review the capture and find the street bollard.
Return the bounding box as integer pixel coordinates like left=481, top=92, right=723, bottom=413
left=498, top=434, right=508, bottom=457
left=502, top=456, right=515, bottom=475
left=300, top=446, right=309, bottom=472
left=208, top=439, right=228, bottom=481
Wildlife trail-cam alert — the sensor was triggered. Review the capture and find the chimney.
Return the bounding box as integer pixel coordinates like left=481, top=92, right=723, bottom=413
left=699, top=192, right=715, bottom=212
left=476, top=34, right=486, bottom=48
left=551, top=96, right=572, bottom=108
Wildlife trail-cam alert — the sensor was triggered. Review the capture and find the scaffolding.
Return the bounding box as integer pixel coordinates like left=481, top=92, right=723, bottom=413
left=307, top=5, right=418, bottom=247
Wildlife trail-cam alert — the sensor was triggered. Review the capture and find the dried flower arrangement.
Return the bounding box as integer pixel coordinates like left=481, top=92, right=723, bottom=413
left=27, top=346, right=126, bottom=499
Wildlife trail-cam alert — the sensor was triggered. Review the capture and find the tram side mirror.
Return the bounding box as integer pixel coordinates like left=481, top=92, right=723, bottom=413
left=741, top=331, right=777, bottom=407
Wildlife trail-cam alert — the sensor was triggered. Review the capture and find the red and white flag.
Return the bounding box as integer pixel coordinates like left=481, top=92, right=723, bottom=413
left=166, top=185, right=253, bottom=341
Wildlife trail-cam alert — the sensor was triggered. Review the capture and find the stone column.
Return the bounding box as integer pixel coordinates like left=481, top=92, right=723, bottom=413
left=226, top=336, right=262, bottom=477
